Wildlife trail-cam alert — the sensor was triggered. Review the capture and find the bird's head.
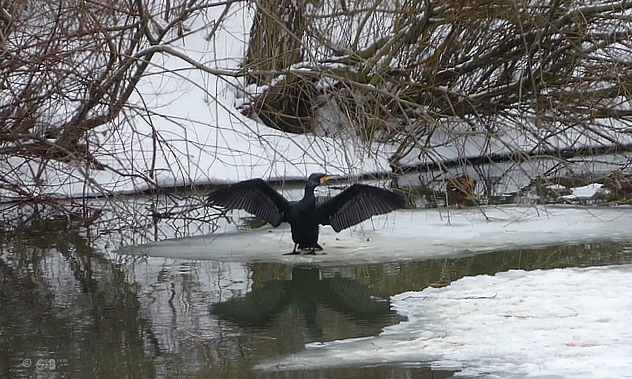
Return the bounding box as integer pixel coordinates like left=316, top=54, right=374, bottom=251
left=307, top=173, right=338, bottom=187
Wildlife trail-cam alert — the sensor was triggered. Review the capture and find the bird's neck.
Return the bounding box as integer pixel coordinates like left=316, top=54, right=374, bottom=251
left=302, top=185, right=317, bottom=202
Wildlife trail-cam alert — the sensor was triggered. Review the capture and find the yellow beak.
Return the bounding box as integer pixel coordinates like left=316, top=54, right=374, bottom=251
left=320, top=175, right=338, bottom=184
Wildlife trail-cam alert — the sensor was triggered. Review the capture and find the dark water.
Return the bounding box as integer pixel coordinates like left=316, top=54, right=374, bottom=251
left=1, top=216, right=632, bottom=378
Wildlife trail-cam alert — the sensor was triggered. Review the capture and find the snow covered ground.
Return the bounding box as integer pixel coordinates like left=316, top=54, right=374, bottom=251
left=0, top=2, right=396, bottom=201
left=5, top=1, right=630, bottom=201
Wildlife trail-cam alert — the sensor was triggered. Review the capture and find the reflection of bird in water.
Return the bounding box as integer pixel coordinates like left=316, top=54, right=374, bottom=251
left=446, top=175, right=476, bottom=208
left=210, top=266, right=397, bottom=339
left=207, top=173, right=405, bottom=254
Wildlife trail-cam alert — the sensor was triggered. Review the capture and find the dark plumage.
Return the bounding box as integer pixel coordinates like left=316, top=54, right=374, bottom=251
left=207, top=173, right=405, bottom=254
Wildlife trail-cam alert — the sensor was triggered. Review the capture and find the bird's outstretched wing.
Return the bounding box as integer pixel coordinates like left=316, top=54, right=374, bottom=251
left=318, top=184, right=405, bottom=232
left=207, top=178, right=291, bottom=227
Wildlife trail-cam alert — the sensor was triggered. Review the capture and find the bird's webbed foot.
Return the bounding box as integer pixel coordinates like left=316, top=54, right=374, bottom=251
left=284, top=244, right=302, bottom=255
left=305, top=244, right=325, bottom=255
left=284, top=243, right=325, bottom=255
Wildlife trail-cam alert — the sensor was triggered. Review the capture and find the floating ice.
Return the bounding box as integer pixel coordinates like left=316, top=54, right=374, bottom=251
left=257, top=265, right=632, bottom=378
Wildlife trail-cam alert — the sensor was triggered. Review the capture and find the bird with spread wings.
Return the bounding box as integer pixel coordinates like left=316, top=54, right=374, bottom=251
left=207, top=173, right=405, bottom=254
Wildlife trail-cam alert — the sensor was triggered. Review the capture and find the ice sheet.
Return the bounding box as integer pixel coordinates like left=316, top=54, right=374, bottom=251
left=121, top=205, right=632, bottom=266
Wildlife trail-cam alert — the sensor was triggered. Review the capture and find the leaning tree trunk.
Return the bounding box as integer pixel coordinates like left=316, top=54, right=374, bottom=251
left=244, top=0, right=307, bottom=85
left=244, top=0, right=318, bottom=134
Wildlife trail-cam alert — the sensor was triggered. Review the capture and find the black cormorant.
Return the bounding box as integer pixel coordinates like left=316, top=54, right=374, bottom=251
left=206, top=173, right=405, bottom=254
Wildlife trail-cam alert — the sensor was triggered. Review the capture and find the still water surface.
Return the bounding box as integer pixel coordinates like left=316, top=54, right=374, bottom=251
left=1, top=216, right=631, bottom=378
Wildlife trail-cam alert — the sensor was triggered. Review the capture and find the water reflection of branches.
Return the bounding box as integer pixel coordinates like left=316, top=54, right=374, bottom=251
left=0, top=217, right=162, bottom=377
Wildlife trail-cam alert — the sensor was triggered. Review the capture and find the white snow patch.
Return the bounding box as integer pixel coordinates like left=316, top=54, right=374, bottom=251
left=546, top=184, right=567, bottom=191
left=562, top=183, right=609, bottom=201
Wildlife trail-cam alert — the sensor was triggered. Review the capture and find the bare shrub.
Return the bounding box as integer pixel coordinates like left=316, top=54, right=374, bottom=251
left=0, top=0, right=239, bottom=229
left=245, top=0, right=632, bottom=178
